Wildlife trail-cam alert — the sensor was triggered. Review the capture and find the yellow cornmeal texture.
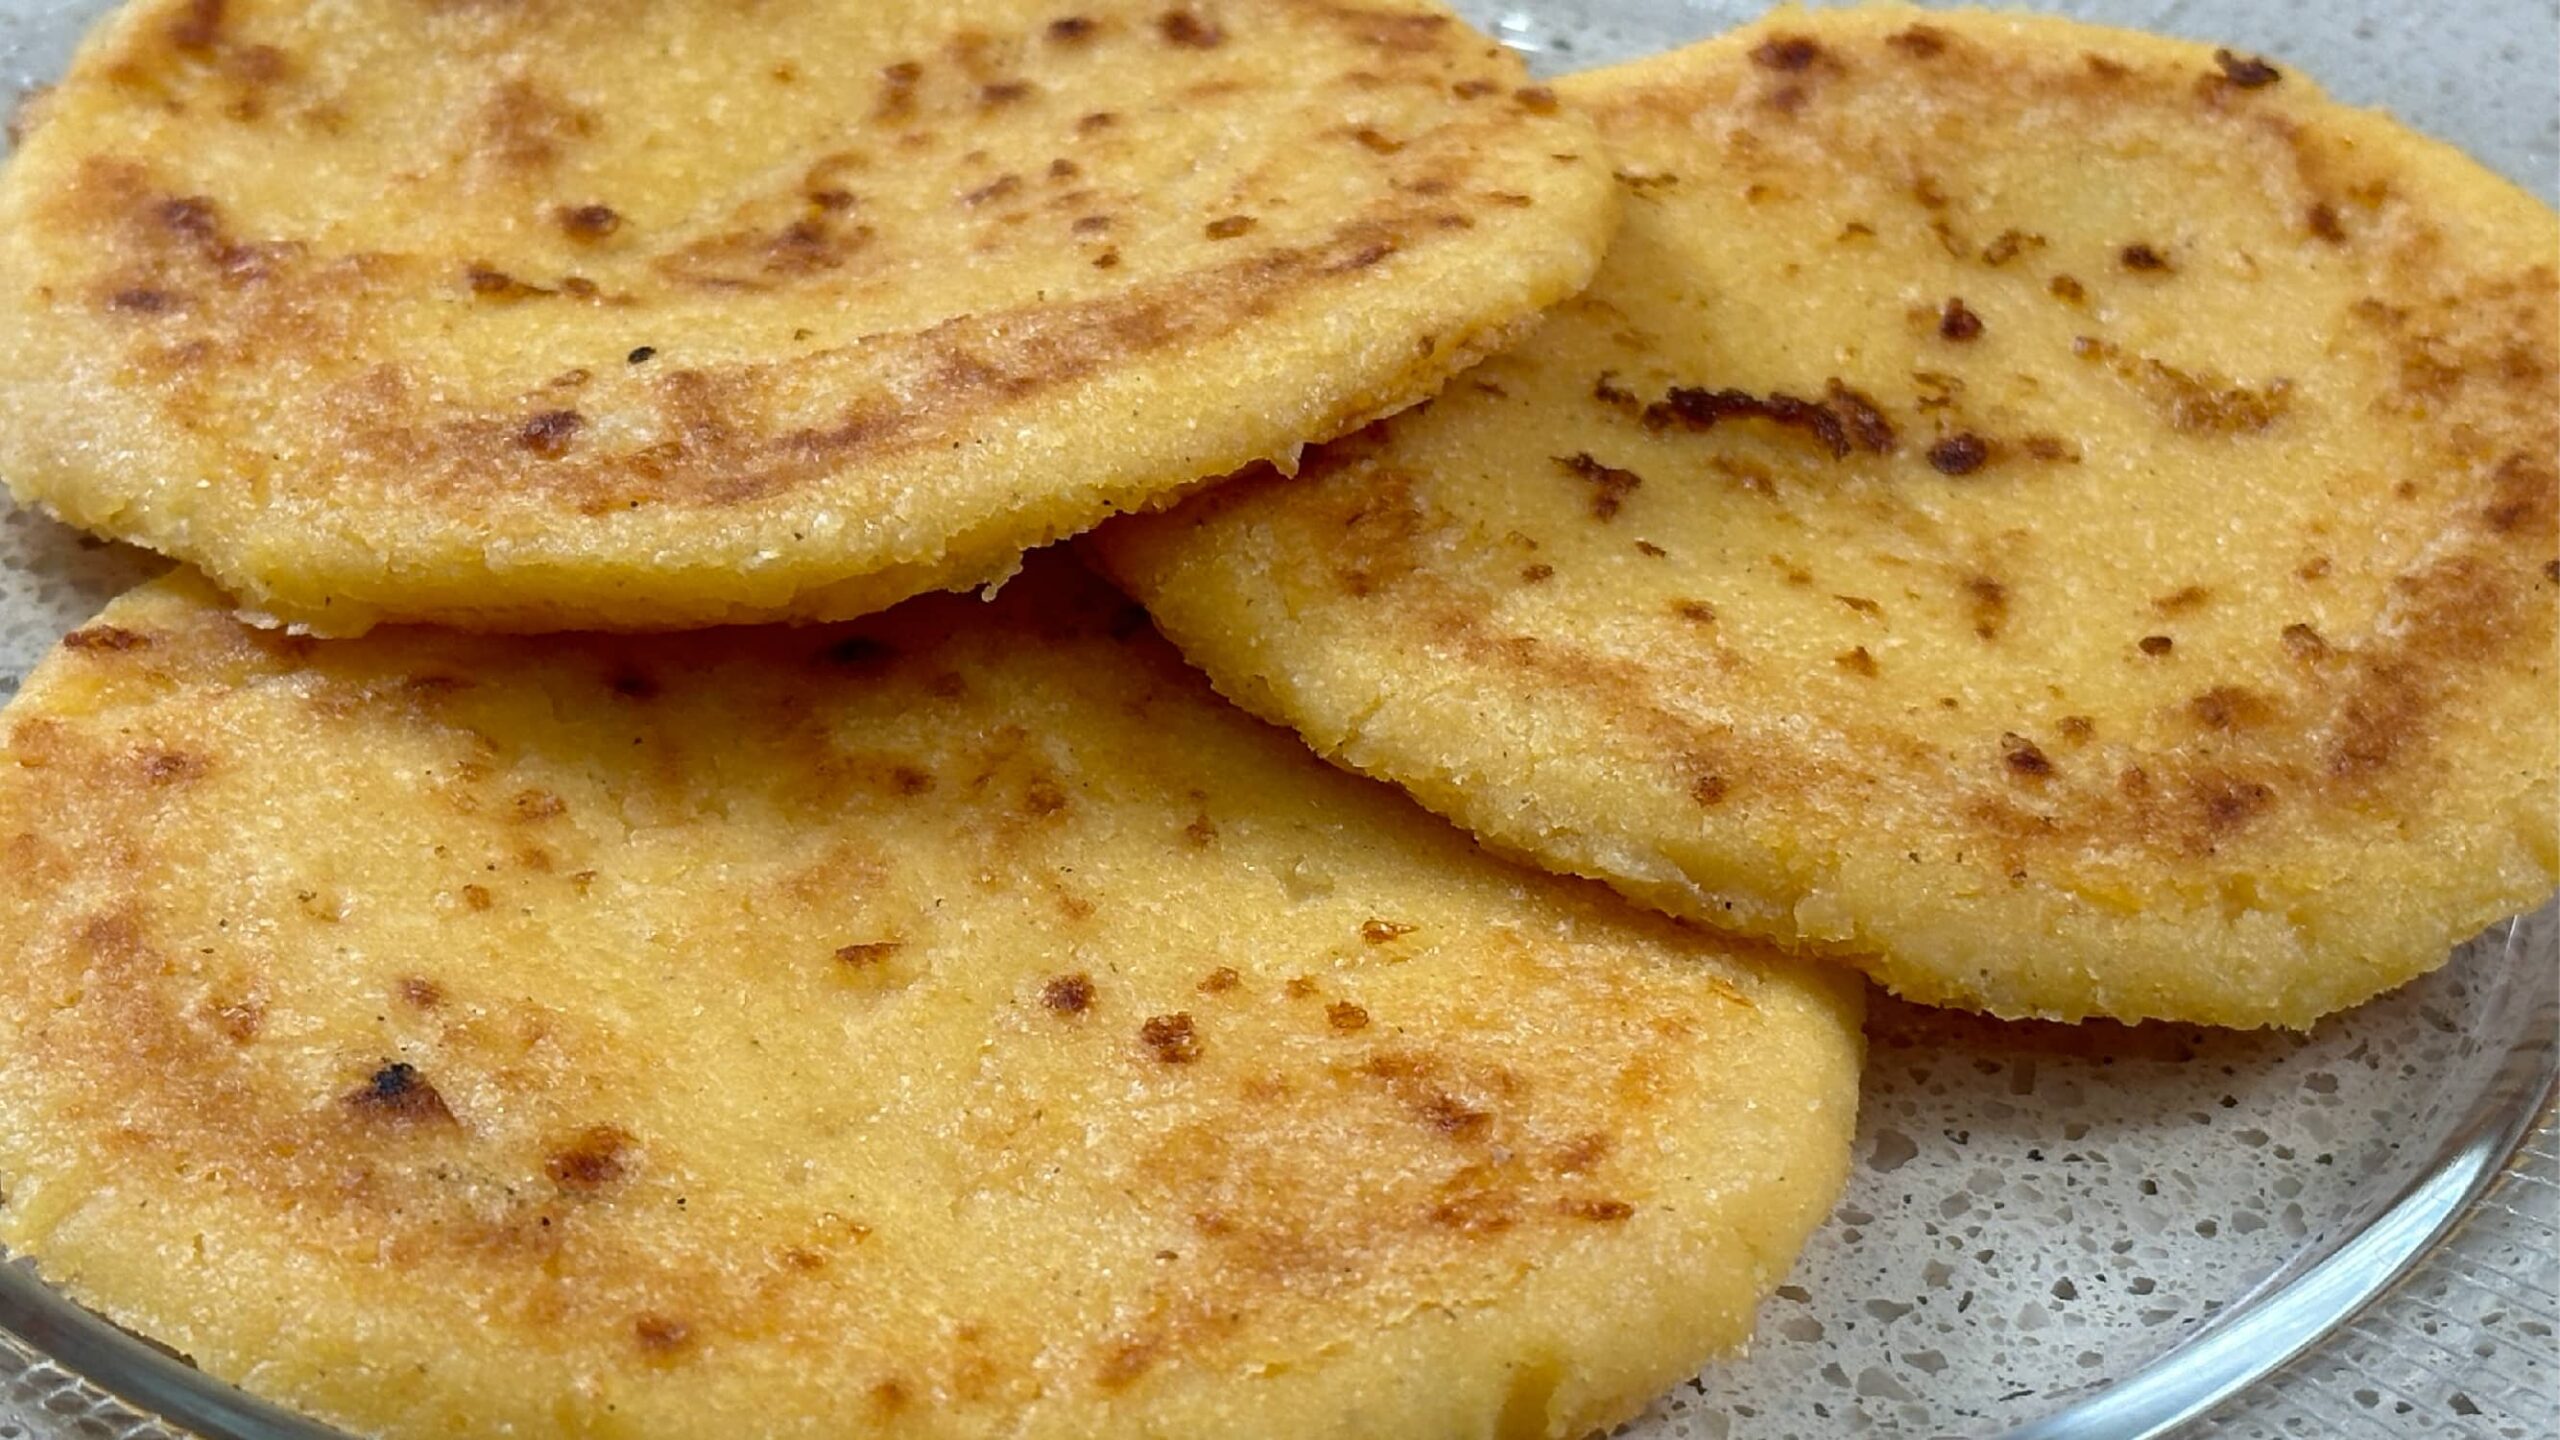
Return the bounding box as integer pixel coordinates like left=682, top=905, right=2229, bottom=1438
left=0, top=556, right=1861, bottom=1440
left=1095, top=6, right=2560, bottom=1027
left=0, top=0, right=1616, bottom=634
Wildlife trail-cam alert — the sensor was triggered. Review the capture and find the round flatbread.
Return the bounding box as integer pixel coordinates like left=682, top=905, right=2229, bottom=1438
left=0, top=0, right=1615, bottom=634
left=0, top=555, right=1861, bottom=1439
left=1093, top=7, right=2560, bottom=1027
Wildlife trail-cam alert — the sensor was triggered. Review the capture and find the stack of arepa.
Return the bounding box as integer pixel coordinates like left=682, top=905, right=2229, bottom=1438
left=0, top=2, right=2546, bottom=1435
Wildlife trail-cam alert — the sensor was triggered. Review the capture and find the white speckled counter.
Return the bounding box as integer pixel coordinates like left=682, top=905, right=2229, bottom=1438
left=0, top=2, right=2553, bottom=1437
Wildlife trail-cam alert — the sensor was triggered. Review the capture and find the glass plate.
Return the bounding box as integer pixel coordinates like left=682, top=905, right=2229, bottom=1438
left=0, top=2, right=2553, bottom=1437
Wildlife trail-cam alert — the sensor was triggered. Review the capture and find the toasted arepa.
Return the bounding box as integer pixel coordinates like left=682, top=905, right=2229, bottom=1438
left=1093, top=6, right=2560, bottom=1026
left=0, top=0, right=1615, bottom=633
left=0, top=555, right=1860, bottom=1439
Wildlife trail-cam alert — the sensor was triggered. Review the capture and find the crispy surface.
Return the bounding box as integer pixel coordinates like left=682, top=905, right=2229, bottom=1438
left=1095, top=6, right=2560, bottom=1027
left=0, top=556, right=1861, bottom=1439
left=0, top=0, right=1615, bottom=634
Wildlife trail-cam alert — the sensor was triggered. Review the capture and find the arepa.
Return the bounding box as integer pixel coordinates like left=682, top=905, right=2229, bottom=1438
left=0, top=555, right=1861, bottom=1439
left=1094, top=6, right=2560, bottom=1027
left=0, top=0, right=1615, bottom=633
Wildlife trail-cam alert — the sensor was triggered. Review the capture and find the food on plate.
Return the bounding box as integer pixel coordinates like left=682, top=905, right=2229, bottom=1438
left=1092, top=4, right=2560, bottom=1027
left=0, top=554, right=1862, bottom=1439
left=0, top=0, right=1615, bottom=634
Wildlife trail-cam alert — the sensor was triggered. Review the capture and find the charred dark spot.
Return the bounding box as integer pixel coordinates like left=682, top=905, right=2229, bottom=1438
left=467, top=265, right=549, bottom=301
left=1352, top=127, right=1403, bottom=155
left=1454, top=78, right=1500, bottom=99
left=1964, top=576, right=2009, bottom=641
left=1690, top=772, right=1729, bottom=806
left=979, top=80, right=1034, bottom=107
left=1042, top=973, right=1095, bottom=1014
left=557, top=204, right=622, bottom=241
left=2049, top=274, right=2087, bottom=304
left=511, top=788, right=567, bottom=821
left=1140, top=1013, right=1200, bottom=1064
left=1158, top=10, right=1223, bottom=47
left=627, top=345, right=657, bottom=364
left=2213, top=49, right=2281, bottom=88
left=62, top=625, right=149, bottom=653
left=1887, top=25, right=1948, bottom=57
left=963, top=173, right=1022, bottom=206
left=1645, top=381, right=1894, bottom=459
left=1513, top=86, right=1559, bottom=114
left=1326, top=1001, right=1370, bottom=1032
left=1828, top=382, right=1897, bottom=452
left=2001, top=733, right=2053, bottom=777
left=1557, top=453, right=1642, bottom=520
left=1979, top=230, right=2045, bottom=267
left=1928, top=433, right=1992, bottom=475
left=1204, top=215, right=1257, bottom=240
left=1324, top=238, right=1398, bottom=274
left=1422, top=1093, right=1492, bottom=1141
left=1939, top=298, right=1984, bottom=341
left=347, top=1062, right=455, bottom=1125
left=1047, top=16, right=1099, bottom=43
left=1751, top=35, right=1825, bottom=71
left=2189, top=686, right=2272, bottom=731
left=1078, top=110, right=1118, bottom=132
left=2195, top=774, right=2276, bottom=832
left=1592, top=372, right=1641, bottom=414
left=2119, top=243, right=2172, bottom=273
left=142, top=749, right=207, bottom=785
left=108, top=287, right=177, bottom=314
left=517, top=409, right=583, bottom=458
left=634, top=1315, right=693, bottom=1356
left=2153, top=584, right=2213, bottom=615
left=547, top=1125, right=635, bottom=1191
left=2278, top=622, right=2332, bottom=662
left=2139, top=635, right=2176, bottom=656
left=1198, top=967, right=1240, bottom=993
left=1836, top=646, right=1878, bottom=677
left=2307, top=203, right=2346, bottom=243
left=836, top=941, right=901, bottom=968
